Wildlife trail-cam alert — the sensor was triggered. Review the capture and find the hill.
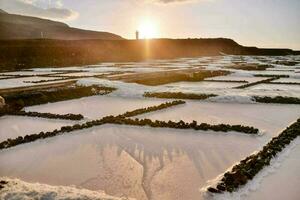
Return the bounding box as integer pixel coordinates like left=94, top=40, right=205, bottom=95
left=0, top=9, right=7, bottom=14
left=0, top=38, right=299, bottom=71
left=0, top=11, right=123, bottom=40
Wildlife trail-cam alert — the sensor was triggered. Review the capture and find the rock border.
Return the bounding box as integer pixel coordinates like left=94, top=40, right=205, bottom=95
left=203, top=80, right=248, bottom=83
left=254, top=74, right=289, bottom=78
left=119, top=100, right=185, bottom=117
left=144, top=92, right=216, bottom=100
left=226, top=64, right=273, bottom=71
left=12, top=111, right=84, bottom=120
left=266, top=82, right=300, bottom=86
left=0, top=180, right=8, bottom=190
left=234, top=77, right=279, bottom=89
left=254, top=96, right=300, bottom=104
left=0, top=101, right=186, bottom=149
left=23, top=78, right=70, bottom=83
left=207, top=118, right=300, bottom=193
left=0, top=100, right=260, bottom=150
left=105, top=117, right=259, bottom=135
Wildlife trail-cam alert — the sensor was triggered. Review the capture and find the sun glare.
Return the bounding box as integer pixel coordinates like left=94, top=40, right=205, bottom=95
left=138, top=19, right=158, bottom=39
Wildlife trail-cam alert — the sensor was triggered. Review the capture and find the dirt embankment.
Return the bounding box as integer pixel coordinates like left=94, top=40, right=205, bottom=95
left=110, top=68, right=229, bottom=86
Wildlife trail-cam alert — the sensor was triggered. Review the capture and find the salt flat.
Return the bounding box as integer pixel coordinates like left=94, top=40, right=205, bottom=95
left=245, top=138, right=300, bottom=200
left=0, top=71, right=58, bottom=76
left=0, top=115, right=74, bottom=142
left=205, top=75, right=267, bottom=83
left=272, top=78, right=300, bottom=83
left=0, top=76, right=66, bottom=89
left=163, top=81, right=244, bottom=89
left=1, top=55, right=300, bottom=200
left=248, top=83, right=300, bottom=92
left=137, top=101, right=300, bottom=137
left=0, top=124, right=261, bottom=200
left=25, top=96, right=166, bottom=119
left=56, top=72, right=108, bottom=77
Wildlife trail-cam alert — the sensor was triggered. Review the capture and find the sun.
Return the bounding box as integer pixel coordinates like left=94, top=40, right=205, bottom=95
left=138, top=19, right=158, bottom=39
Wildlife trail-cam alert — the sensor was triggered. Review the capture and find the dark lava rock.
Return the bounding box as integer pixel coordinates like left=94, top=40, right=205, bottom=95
left=0, top=180, right=8, bottom=190
left=216, top=184, right=226, bottom=191
left=207, top=187, right=221, bottom=193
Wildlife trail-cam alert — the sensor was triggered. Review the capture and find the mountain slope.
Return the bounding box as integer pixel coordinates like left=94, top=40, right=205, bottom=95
left=0, top=11, right=123, bottom=40
left=0, top=9, right=7, bottom=14
left=0, top=38, right=298, bottom=71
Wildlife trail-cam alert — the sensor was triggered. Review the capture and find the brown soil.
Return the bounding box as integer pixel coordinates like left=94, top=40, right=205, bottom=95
left=109, top=68, right=229, bottom=86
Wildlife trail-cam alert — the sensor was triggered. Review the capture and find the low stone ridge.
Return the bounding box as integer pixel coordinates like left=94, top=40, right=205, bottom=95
left=44, top=74, right=105, bottom=79
left=144, top=92, right=216, bottom=100
left=0, top=118, right=106, bottom=150
left=266, top=82, right=300, bottom=85
left=0, top=100, right=186, bottom=149
left=105, top=117, right=259, bottom=135
left=254, top=96, right=300, bottom=104
left=274, top=60, right=299, bottom=66
left=204, top=80, right=248, bottom=83
left=207, top=118, right=300, bottom=194
left=254, top=74, right=289, bottom=78
left=120, top=100, right=186, bottom=117
left=227, top=63, right=273, bottom=71
left=0, top=180, right=8, bottom=190
left=266, top=69, right=295, bottom=72
left=234, top=77, right=279, bottom=89
left=0, top=100, right=259, bottom=150
left=13, top=111, right=84, bottom=120
left=23, top=78, right=70, bottom=83
left=0, top=75, right=32, bottom=80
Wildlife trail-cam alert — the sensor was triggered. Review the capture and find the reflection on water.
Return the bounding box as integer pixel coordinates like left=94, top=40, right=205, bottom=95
left=0, top=125, right=261, bottom=200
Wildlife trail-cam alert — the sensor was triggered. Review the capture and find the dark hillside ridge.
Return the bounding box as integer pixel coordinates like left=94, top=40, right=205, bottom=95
left=0, top=12, right=122, bottom=40
left=0, top=9, right=7, bottom=14
left=238, top=46, right=297, bottom=56
left=0, top=38, right=299, bottom=71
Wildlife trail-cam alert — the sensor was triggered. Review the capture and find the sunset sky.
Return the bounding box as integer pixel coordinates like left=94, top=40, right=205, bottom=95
left=1, top=0, right=300, bottom=49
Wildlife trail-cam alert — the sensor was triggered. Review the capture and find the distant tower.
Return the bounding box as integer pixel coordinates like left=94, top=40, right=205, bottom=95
left=40, top=31, right=44, bottom=39
left=135, top=30, right=139, bottom=40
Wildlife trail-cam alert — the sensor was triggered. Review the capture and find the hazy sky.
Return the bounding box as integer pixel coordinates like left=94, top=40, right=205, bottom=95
left=1, top=0, right=300, bottom=49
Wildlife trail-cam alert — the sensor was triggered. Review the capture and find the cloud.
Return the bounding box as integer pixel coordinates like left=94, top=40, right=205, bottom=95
left=146, top=0, right=213, bottom=4
left=155, top=0, right=193, bottom=3
left=0, top=0, right=78, bottom=20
